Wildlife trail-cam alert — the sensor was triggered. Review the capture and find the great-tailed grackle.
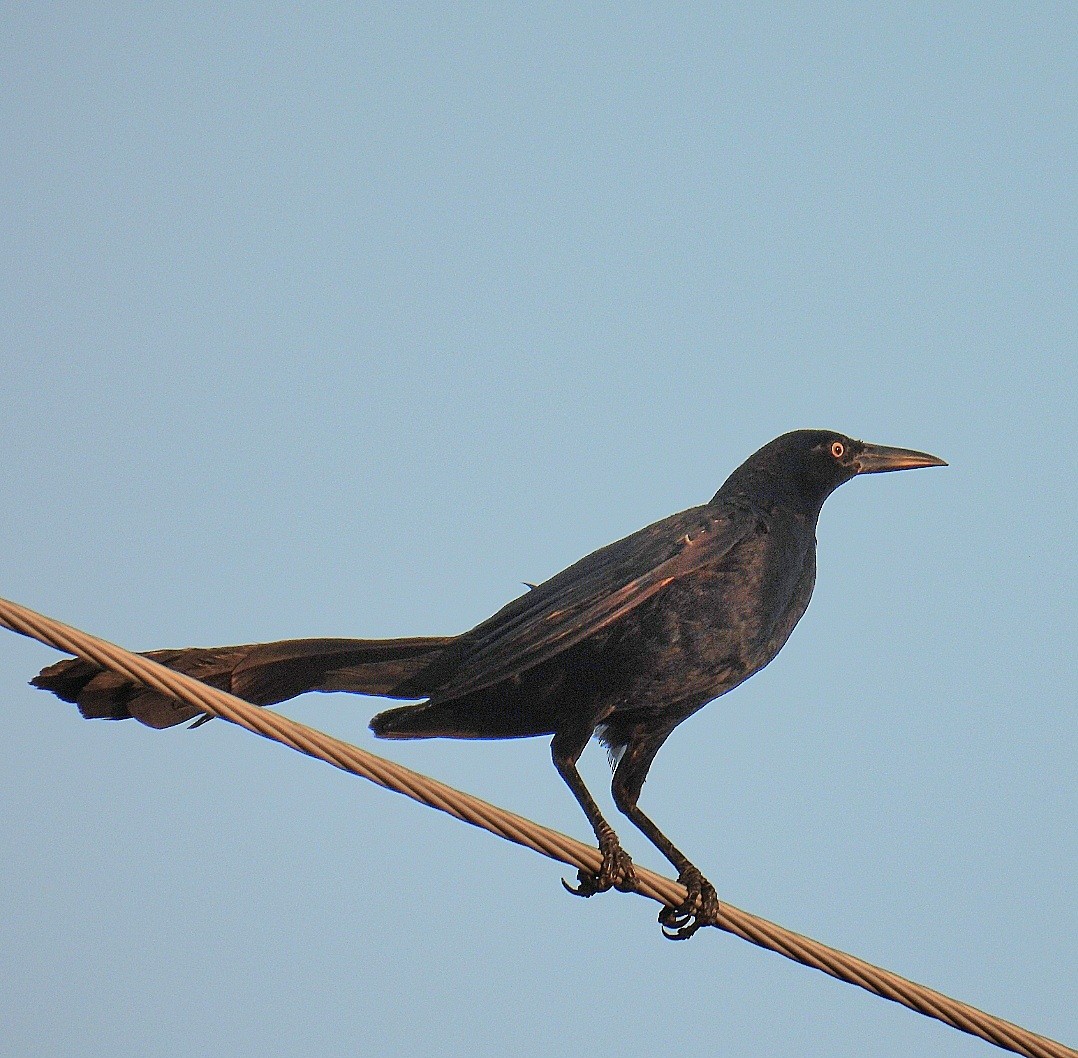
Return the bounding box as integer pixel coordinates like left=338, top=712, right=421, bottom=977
left=32, top=430, right=945, bottom=938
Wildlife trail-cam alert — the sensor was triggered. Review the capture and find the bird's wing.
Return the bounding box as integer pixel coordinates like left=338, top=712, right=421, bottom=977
left=423, top=501, right=756, bottom=702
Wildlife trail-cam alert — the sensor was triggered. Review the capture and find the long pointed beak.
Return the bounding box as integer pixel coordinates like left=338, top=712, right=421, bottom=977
left=854, top=443, right=948, bottom=474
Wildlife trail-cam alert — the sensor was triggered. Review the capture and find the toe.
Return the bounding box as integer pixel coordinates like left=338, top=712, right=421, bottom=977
left=658, top=866, right=719, bottom=940
left=608, top=845, right=636, bottom=892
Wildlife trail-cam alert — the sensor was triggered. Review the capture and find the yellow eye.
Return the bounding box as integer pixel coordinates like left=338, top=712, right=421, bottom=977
left=831, top=441, right=845, bottom=459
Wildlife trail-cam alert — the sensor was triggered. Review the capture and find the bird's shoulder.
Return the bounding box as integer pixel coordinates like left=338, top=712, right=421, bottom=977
left=485, top=495, right=761, bottom=624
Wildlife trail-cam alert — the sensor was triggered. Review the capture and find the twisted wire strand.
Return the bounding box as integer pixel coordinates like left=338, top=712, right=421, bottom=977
left=1, top=595, right=1072, bottom=1058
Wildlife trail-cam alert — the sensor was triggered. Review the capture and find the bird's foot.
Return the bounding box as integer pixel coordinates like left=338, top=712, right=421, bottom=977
left=658, top=865, right=719, bottom=941
left=562, top=836, right=635, bottom=898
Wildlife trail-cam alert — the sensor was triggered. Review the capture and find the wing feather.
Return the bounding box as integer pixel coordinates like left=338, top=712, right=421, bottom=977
left=422, top=501, right=755, bottom=702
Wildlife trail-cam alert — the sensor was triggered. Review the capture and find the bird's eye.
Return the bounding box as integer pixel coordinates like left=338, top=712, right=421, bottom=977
left=831, top=441, right=845, bottom=459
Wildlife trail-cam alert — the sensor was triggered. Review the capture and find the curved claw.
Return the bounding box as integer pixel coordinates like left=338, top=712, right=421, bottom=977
left=658, top=866, right=719, bottom=941
left=562, top=840, right=635, bottom=899
left=562, top=872, right=602, bottom=898
left=659, top=913, right=699, bottom=941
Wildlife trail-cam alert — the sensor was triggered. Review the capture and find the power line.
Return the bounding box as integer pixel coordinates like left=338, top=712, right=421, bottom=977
left=2, top=595, right=1072, bottom=1058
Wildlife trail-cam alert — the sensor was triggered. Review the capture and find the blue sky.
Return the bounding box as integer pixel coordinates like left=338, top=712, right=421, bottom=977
left=1, top=6, right=1074, bottom=1057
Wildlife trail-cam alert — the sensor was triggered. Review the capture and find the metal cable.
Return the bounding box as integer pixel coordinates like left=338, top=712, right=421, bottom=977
left=1, top=594, right=1072, bottom=1058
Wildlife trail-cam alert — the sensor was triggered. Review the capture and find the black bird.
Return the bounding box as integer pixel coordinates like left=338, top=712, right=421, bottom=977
left=32, top=430, right=945, bottom=938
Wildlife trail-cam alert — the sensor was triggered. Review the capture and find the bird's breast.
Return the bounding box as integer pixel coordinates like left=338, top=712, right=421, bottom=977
left=722, top=520, right=816, bottom=661
left=612, top=517, right=817, bottom=712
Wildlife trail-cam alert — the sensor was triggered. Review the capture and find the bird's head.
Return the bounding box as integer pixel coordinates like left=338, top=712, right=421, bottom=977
left=718, top=430, right=947, bottom=515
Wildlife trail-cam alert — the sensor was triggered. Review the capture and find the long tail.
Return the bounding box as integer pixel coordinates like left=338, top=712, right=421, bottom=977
left=31, top=636, right=452, bottom=729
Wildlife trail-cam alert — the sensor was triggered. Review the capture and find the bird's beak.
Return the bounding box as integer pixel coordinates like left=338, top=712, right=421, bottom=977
left=854, top=443, right=948, bottom=474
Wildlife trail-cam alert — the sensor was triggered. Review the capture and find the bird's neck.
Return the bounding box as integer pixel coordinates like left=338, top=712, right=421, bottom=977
left=713, top=467, right=830, bottom=525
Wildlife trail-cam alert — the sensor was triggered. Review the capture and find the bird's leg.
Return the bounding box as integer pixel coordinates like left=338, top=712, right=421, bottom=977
left=616, top=797, right=719, bottom=939
left=611, top=734, right=719, bottom=940
left=551, top=729, right=636, bottom=897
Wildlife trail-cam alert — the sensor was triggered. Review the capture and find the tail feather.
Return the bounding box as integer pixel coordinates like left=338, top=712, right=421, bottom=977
left=31, top=636, right=452, bottom=729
